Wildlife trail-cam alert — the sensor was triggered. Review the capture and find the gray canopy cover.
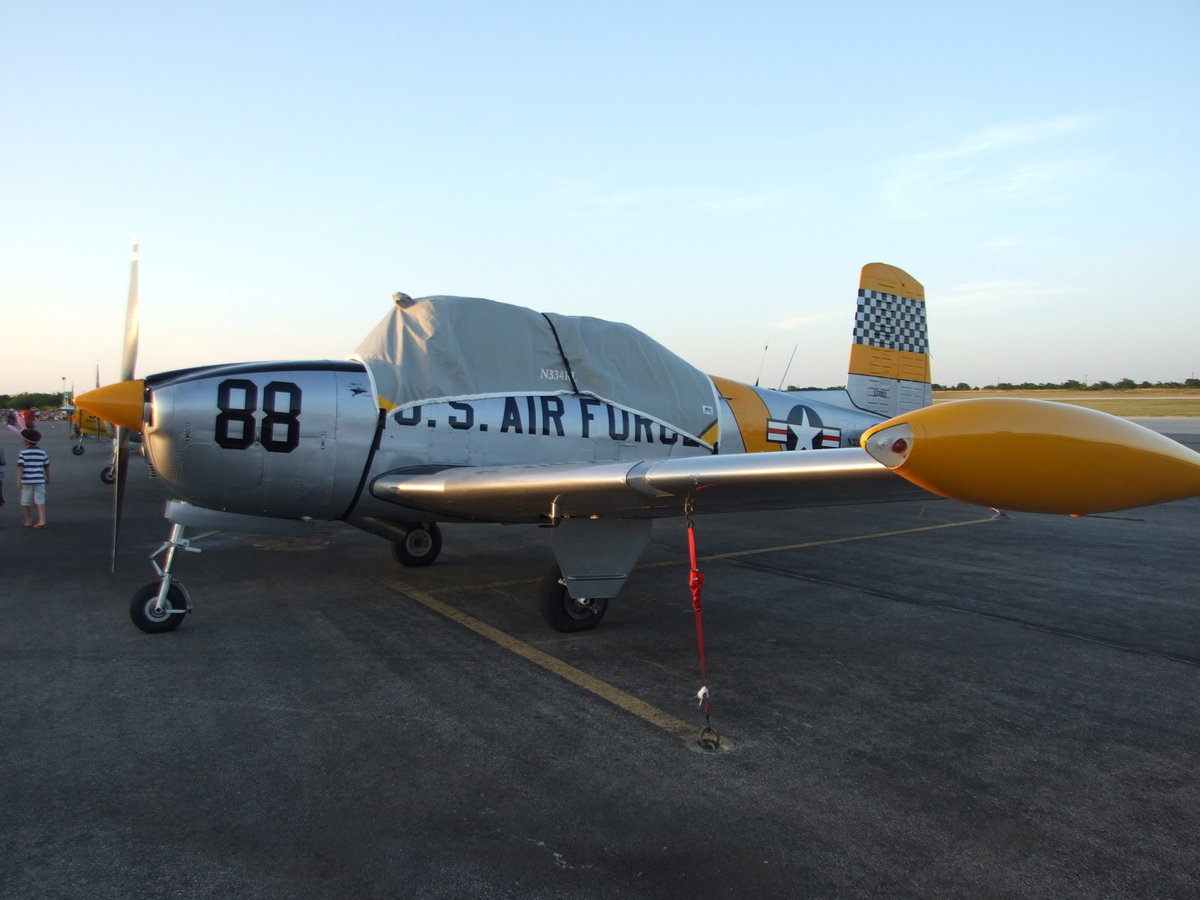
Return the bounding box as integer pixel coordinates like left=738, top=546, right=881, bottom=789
left=354, top=295, right=719, bottom=448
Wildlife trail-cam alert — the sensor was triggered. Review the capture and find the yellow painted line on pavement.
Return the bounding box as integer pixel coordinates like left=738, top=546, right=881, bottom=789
left=641, top=516, right=1000, bottom=568
left=372, top=516, right=996, bottom=748
left=372, top=577, right=701, bottom=745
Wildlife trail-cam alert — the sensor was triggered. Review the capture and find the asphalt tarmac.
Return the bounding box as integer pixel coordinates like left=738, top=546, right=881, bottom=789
left=2, top=421, right=1199, bottom=898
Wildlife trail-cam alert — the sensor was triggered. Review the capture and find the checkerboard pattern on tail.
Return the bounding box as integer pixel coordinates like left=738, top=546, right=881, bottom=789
left=853, top=290, right=929, bottom=355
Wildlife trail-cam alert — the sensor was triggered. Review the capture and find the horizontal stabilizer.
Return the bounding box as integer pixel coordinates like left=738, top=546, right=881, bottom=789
left=862, top=399, right=1200, bottom=515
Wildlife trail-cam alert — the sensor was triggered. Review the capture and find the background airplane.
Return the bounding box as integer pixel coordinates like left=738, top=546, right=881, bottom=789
left=76, top=245, right=1200, bottom=634
left=59, top=329, right=137, bottom=486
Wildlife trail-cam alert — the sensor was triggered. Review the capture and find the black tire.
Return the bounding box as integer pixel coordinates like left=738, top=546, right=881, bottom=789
left=539, top=566, right=609, bottom=633
left=130, top=583, right=189, bottom=634
left=390, top=523, right=443, bottom=567
left=72, top=445, right=85, bottom=456
left=100, top=466, right=115, bottom=484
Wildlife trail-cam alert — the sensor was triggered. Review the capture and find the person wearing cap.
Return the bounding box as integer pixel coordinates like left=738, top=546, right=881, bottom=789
left=17, top=428, right=49, bottom=528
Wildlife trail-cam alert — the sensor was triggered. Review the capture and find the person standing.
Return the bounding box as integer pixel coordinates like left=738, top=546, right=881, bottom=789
left=17, top=428, right=49, bottom=528
left=0, top=443, right=6, bottom=510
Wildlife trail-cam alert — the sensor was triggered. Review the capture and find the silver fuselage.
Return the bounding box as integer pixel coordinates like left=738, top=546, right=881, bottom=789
left=139, top=359, right=887, bottom=527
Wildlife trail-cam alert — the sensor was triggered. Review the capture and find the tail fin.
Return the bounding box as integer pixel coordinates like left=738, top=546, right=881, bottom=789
left=846, top=263, right=931, bottom=418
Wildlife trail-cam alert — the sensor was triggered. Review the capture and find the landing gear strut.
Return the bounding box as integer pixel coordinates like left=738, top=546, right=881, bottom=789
left=539, top=566, right=609, bottom=632
left=130, top=522, right=198, bottom=633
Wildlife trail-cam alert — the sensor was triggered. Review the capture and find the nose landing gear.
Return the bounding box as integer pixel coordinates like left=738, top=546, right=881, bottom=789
left=130, top=523, right=201, bottom=633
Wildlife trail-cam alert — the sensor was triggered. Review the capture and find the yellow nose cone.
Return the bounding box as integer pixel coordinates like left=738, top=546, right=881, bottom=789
left=75, top=379, right=147, bottom=432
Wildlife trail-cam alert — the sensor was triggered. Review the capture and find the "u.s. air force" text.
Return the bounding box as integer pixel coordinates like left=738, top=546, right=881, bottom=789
left=393, top=395, right=700, bottom=445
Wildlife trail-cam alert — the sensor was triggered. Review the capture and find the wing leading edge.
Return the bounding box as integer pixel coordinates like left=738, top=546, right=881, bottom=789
left=369, top=448, right=927, bottom=523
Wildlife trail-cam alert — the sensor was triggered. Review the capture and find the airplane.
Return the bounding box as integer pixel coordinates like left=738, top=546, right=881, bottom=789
left=70, top=408, right=123, bottom=481
left=70, top=407, right=113, bottom=455
left=76, top=244, right=1200, bottom=635
left=67, top=341, right=144, bottom=486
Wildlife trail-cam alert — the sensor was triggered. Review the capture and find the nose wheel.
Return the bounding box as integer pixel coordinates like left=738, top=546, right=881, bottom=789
left=130, top=582, right=191, bottom=633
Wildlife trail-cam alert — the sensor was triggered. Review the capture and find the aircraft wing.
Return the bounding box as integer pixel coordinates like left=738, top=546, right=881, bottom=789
left=372, top=398, right=1200, bottom=523
left=369, top=448, right=927, bottom=522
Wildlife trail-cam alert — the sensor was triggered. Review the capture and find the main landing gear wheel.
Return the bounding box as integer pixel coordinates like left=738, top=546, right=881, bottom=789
left=72, top=445, right=85, bottom=456
left=101, top=465, right=116, bottom=484
left=391, top=523, right=443, bottom=567
left=539, top=567, right=609, bottom=633
left=130, top=582, right=190, bottom=634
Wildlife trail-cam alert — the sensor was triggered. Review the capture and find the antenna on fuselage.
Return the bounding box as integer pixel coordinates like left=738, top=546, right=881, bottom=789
left=754, top=339, right=769, bottom=387
left=777, top=344, right=798, bottom=391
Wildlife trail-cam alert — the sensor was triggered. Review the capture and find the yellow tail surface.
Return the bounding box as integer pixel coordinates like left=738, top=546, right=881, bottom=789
left=846, top=263, right=931, bottom=418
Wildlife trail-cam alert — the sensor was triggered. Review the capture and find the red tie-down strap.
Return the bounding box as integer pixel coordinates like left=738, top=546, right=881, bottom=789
left=688, top=514, right=708, bottom=708
left=685, top=500, right=719, bottom=749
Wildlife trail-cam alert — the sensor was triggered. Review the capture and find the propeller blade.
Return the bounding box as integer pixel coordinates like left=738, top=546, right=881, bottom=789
left=110, top=427, right=131, bottom=573
left=101, top=238, right=141, bottom=573
left=122, top=238, right=139, bottom=382
left=862, top=398, right=1200, bottom=516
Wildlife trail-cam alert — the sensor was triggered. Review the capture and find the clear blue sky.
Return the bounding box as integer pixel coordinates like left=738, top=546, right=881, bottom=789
left=2, top=1, right=1197, bottom=395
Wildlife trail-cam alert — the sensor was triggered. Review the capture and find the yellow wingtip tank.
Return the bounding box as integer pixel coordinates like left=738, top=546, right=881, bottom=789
left=862, top=398, right=1200, bottom=515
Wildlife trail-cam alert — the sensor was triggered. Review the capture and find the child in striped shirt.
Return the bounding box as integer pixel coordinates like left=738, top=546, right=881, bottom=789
left=17, top=428, right=49, bottom=528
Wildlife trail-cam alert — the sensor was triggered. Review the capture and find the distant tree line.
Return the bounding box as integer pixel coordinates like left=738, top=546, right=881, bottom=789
left=785, top=378, right=1200, bottom=392
left=933, top=378, right=1200, bottom=392
left=0, top=392, right=69, bottom=410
